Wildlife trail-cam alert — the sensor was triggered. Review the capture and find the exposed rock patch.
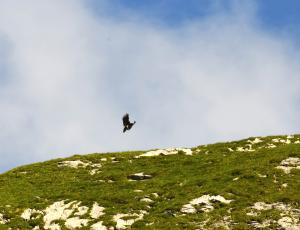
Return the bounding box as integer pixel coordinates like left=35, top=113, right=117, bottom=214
left=43, top=200, right=77, bottom=229
left=65, top=217, right=89, bottom=229
left=21, top=208, right=43, bottom=220
left=58, top=160, right=102, bottom=175
left=213, top=215, right=233, bottom=230
left=236, top=144, right=255, bottom=152
left=140, top=198, right=154, bottom=203
left=181, top=195, right=232, bottom=214
left=113, top=210, right=147, bottom=229
left=90, top=169, right=101, bottom=175
left=276, top=157, right=300, bottom=174
left=58, top=160, right=90, bottom=168
left=91, top=221, right=108, bottom=230
left=73, top=204, right=89, bottom=216
left=247, top=138, right=263, bottom=144
left=90, top=202, right=105, bottom=219
left=247, top=202, right=300, bottom=229
left=231, top=135, right=300, bottom=152
left=139, top=148, right=192, bottom=157
left=0, top=213, right=9, bottom=224
left=20, top=200, right=106, bottom=230
left=58, top=160, right=102, bottom=170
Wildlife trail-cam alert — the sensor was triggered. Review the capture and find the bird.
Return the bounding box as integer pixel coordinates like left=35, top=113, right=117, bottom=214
left=122, top=113, right=136, bottom=133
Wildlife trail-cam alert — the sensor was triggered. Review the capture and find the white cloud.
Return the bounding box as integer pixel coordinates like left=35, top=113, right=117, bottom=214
left=0, top=0, right=299, bottom=172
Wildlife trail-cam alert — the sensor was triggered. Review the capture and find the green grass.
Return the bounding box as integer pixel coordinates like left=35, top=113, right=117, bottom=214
left=0, top=135, right=299, bottom=229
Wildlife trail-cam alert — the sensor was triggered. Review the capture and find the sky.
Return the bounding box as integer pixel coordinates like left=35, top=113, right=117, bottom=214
left=1, top=0, right=300, bottom=172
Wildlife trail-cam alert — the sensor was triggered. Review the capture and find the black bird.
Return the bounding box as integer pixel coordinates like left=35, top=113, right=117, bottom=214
left=122, top=113, right=136, bottom=133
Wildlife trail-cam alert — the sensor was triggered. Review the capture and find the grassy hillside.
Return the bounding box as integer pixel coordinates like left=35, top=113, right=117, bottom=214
left=0, top=135, right=299, bottom=229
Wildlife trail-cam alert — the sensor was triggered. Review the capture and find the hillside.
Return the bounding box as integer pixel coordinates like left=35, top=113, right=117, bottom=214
left=0, top=135, right=300, bottom=229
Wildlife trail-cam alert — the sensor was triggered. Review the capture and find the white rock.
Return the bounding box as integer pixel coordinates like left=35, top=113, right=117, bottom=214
left=266, top=143, right=277, bottom=148
left=213, top=216, right=233, bottom=230
left=273, top=138, right=292, bottom=144
left=90, top=169, right=100, bottom=175
left=248, top=201, right=300, bottom=229
left=58, top=161, right=101, bottom=171
left=47, top=223, right=61, bottom=230
left=113, top=211, right=147, bottom=230
left=246, top=210, right=258, bottom=216
left=250, top=220, right=272, bottom=228
left=236, top=144, right=255, bottom=152
left=116, top=219, right=134, bottom=229
left=21, top=209, right=43, bottom=220
left=140, top=198, right=153, bottom=203
left=90, top=202, right=105, bottom=219
left=65, top=217, right=89, bottom=229
left=277, top=216, right=300, bottom=230
left=58, top=160, right=89, bottom=168
left=43, top=201, right=76, bottom=229
left=152, top=193, right=159, bottom=198
left=247, top=138, right=263, bottom=144
left=146, top=222, right=154, bottom=226
left=236, top=147, right=245, bottom=152
left=91, top=221, right=108, bottom=230
left=181, top=195, right=232, bottom=214
left=0, top=213, right=9, bottom=224
left=252, top=202, right=273, bottom=211
left=140, top=148, right=192, bottom=157
left=276, top=157, right=300, bottom=174
left=181, top=204, right=196, bottom=214
left=92, top=163, right=102, bottom=168
left=257, top=173, right=267, bottom=178
left=74, top=205, right=89, bottom=216
left=281, top=157, right=300, bottom=166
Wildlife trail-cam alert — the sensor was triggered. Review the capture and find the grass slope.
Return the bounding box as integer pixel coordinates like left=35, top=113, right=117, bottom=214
left=0, top=135, right=299, bottom=229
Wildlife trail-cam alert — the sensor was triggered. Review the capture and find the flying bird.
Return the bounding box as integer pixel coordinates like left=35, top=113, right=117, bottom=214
left=122, top=113, right=136, bottom=133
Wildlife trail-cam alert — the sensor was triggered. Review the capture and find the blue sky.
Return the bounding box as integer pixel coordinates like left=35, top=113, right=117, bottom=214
left=0, top=0, right=300, bottom=172
left=88, top=0, right=300, bottom=36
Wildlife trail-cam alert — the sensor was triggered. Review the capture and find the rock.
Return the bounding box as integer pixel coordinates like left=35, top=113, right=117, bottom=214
left=276, top=157, right=300, bottom=174
left=181, top=195, right=232, bottom=214
left=0, top=213, right=9, bottom=224
left=58, top=160, right=89, bottom=168
left=113, top=211, right=147, bottom=230
left=21, top=208, right=43, bottom=220
left=127, top=172, right=152, bottom=180
left=139, top=148, right=192, bottom=157
left=65, top=217, right=89, bottom=229
left=90, top=202, right=105, bottom=219
left=140, top=198, right=154, bottom=203
left=91, top=221, right=108, bottom=230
